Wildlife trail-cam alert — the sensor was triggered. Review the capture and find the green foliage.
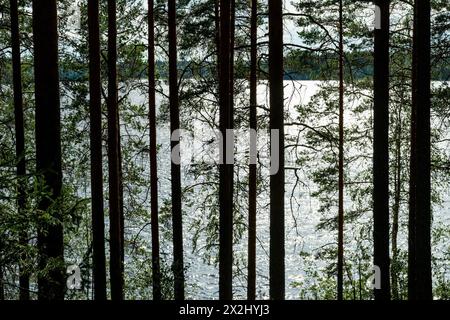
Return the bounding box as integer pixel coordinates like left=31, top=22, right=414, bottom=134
left=0, top=0, right=449, bottom=300
left=290, top=0, right=450, bottom=299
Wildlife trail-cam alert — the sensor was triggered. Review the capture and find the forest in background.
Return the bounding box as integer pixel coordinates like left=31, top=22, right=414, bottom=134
left=0, top=0, right=449, bottom=300
left=2, top=50, right=450, bottom=81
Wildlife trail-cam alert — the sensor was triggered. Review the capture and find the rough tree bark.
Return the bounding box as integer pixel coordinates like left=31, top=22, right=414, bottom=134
left=10, top=0, right=29, bottom=301
left=337, top=0, right=344, bottom=301
left=107, top=0, right=124, bottom=300
left=268, top=0, right=285, bottom=300
left=88, top=0, right=107, bottom=300
left=147, top=0, right=161, bottom=300
left=408, top=4, right=417, bottom=300
left=219, top=0, right=233, bottom=300
left=32, top=0, right=65, bottom=301
left=0, top=264, right=3, bottom=300
left=409, top=0, right=432, bottom=300
left=169, top=0, right=185, bottom=300
left=247, top=0, right=258, bottom=301
left=373, top=0, right=391, bottom=301
left=391, top=103, right=401, bottom=300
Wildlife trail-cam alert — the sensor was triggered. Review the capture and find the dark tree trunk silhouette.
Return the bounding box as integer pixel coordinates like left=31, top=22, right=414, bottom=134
left=268, top=0, right=285, bottom=300
left=10, top=0, right=29, bottom=301
left=32, top=0, right=64, bottom=301
left=148, top=0, right=161, bottom=300
left=247, top=0, right=258, bottom=301
left=337, top=0, right=344, bottom=301
left=391, top=102, right=402, bottom=300
left=230, top=0, right=235, bottom=110
left=118, top=135, right=125, bottom=270
left=215, top=0, right=220, bottom=73
left=373, top=0, right=391, bottom=301
left=219, top=0, right=233, bottom=300
left=408, top=12, right=417, bottom=301
left=169, top=0, right=185, bottom=300
left=88, top=0, right=107, bottom=300
left=0, top=263, right=3, bottom=300
left=107, top=0, right=124, bottom=300
left=0, top=239, right=4, bottom=299
left=409, top=0, right=432, bottom=300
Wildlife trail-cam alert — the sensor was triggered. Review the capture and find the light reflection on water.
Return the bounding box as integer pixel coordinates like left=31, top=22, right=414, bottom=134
left=119, top=81, right=449, bottom=299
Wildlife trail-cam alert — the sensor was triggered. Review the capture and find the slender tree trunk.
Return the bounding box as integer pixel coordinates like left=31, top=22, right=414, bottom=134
left=409, top=0, right=432, bottom=300
left=0, top=263, right=3, bottom=300
left=118, top=134, right=125, bottom=271
left=32, top=0, right=64, bottom=301
left=148, top=0, right=161, bottom=300
left=215, top=0, right=220, bottom=73
left=88, top=0, right=107, bottom=300
left=373, top=0, right=391, bottom=301
left=337, top=0, right=344, bottom=301
left=0, top=240, right=4, bottom=300
left=408, top=6, right=417, bottom=300
left=230, top=0, right=235, bottom=109
left=391, top=104, right=401, bottom=300
left=358, top=262, right=363, bottom=300
left=247, top=0, right=258, bottom=301
left=268, top=0, right=285, bottom=300
left=168, top=0, right=185, bottom=300
left=10, top=0, right=29, bottom=301
left=107, top=0, right=124, bottom=300
left=219, top=0, right=233, bottom=300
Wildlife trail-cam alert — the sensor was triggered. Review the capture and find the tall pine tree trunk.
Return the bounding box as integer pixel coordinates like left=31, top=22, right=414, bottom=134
left=247, top=0, right=258, bottom=301
left=414, top=0, right=432, bottom=300
left=0, top=239, right=4, bottom=300
left=148, top=0, right=161, bottom=300
left=230, top=0, right=235, bottom=110
left=118, top=133, right=125, bottom=273
left=408, top=5, right=417, bottom=300
left=168, top=0, right=185, bottom=300
left=0, top=263, right=3, bottom=300
left=219, top=0, right=233, bottom=300
left=10, top=0, right=29, bottom=301
left=268, top=0, right=285, bottom=300
left=88, top=0, right=107, bottom=300
left=215, top=0, right=220, bottom=74
left=409, top=0, right=432, bottom=300
left=32, top=0, right=64, bottom=301
left=373, top=0, right=391, bottom=300
left=107, top=0, right=124, bottom=300
left=337, top=0, right=344, bottom=301
left=391, top=103, right=401, bottom=300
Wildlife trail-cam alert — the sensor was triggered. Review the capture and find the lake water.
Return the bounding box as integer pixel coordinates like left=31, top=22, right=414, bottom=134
left=108, top=80, right=449, bottom=299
